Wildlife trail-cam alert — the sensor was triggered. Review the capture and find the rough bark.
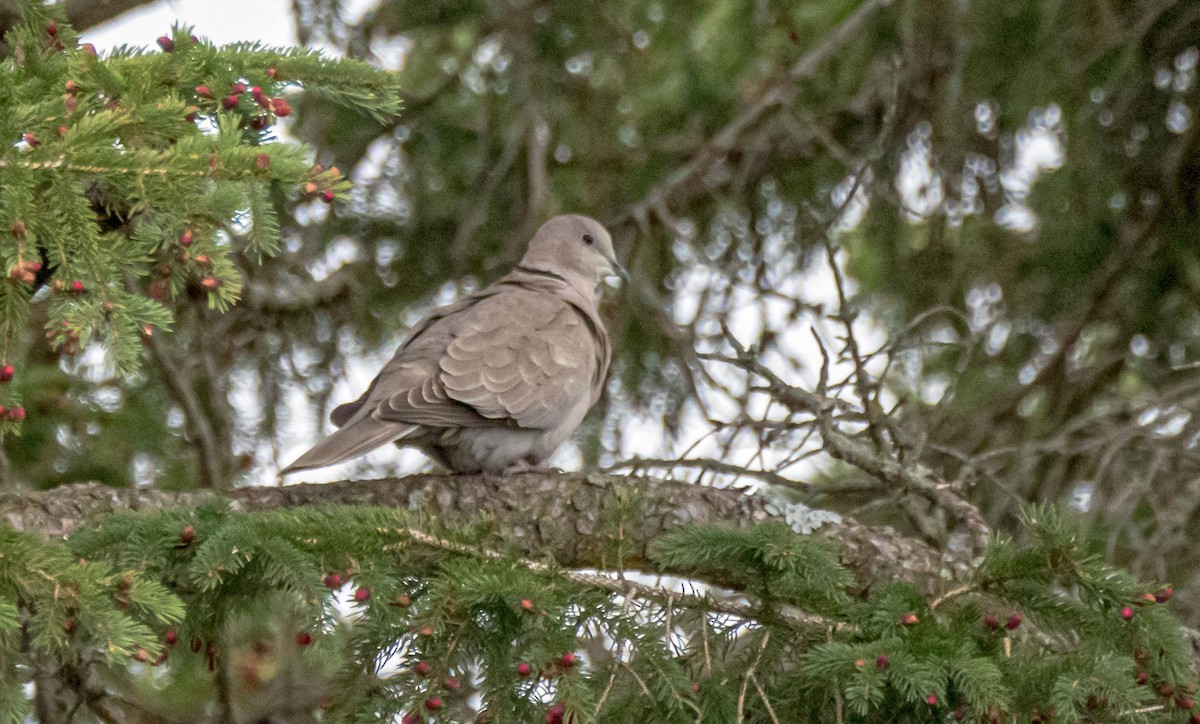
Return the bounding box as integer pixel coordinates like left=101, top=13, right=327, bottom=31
left=0, top=472, right=967, bottom=595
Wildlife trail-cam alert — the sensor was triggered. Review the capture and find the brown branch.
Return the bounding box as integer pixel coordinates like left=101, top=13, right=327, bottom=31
left=810, top=62, right=901, bottom=456
left=737, top=631, right=771, bottom=724
left=63, top=0, right=158, bottom=32
left=450, top=113, right=530, bottom=260
left=965, top=212, right=1161, bottom=453
left=143, top=325, right=226, bottom=490
left=752, top=672, right=782, bottom=724
left=0, top=0, right=158, bottom=36
left=608, top=456, right=885, bottom=496
left=240, top=266, right=357, bottom=313
left=0, top=472, right=968, bottom=596
left=524, top=111, right=550, bottom=232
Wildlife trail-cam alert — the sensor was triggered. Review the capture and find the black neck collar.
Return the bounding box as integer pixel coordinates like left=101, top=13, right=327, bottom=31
left=514, top=265, right=571, bottom=284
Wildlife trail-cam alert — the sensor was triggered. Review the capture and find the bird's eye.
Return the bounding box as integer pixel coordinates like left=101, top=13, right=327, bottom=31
left=582, top=234, right=594, bottom=246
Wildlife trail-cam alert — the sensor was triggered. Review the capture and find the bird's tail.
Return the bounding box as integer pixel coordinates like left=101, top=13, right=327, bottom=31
left=280, top=418, right=417, bottom=476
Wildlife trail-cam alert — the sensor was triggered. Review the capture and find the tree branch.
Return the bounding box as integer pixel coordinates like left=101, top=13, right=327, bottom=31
left=704, top=349, right=992, bottom=553
left=143, top=326, right=226, bottom=490
left=66, top=0, right=158, bottom=32
left=611, top=0, right=891, bottom=234
left=0, top=0, right=159, bottom=36
left=0, top=472, right=967, bottom=595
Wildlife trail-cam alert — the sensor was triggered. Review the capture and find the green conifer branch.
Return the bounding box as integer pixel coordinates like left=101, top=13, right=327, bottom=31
left=2, top=494, right=1196, bottom=722
left=0, top=0, right=401, bottom=430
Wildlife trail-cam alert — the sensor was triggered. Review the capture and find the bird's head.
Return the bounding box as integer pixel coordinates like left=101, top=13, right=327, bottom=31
left=520, top=215, right=628, bottom=288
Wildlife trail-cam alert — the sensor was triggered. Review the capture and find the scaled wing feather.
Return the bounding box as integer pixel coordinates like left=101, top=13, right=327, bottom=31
left=438, top=290, right=596, bottom=430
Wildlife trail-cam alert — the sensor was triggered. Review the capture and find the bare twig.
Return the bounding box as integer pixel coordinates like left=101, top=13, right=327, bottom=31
left=524, top=111, right=550, bottom=232
left=751, top=672, right=782, bottom=724
left=610, top=456, right=884, bottom=496
left=612, top=0, right=893, bottom=234
left=965, top=212, right=1160, bottom=453
left=450, top=113, right=531, bottom=259
left=594, top=595, right=637, bottom=716
left=736, top=631, right=771, bottom=723
left=707, top=344, right=991, bottom=552
left=143, top=329, right=226, bottom=490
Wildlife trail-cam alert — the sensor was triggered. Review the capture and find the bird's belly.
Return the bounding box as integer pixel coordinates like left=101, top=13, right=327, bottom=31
left=428, top=427, right=561, bottom=474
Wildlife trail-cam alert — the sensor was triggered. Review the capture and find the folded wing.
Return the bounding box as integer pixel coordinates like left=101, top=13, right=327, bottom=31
left=380, top=288, right=597, bottom=432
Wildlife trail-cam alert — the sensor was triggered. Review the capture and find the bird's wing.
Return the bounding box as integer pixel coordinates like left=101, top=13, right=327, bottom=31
left=282, top=295, right=489, bottom=475
left=372, top=360, right=500, bottom=428
left=328, top=296, right=486, bottom=429
left=383, top=287, right=598, bottom=431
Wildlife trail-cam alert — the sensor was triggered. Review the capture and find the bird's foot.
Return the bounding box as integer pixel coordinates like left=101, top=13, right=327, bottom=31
left=502, top=459, right=561, bottom=475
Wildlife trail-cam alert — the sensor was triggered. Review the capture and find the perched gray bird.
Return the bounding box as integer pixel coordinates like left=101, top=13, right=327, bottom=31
left=281, top=215, right=624, bottom=476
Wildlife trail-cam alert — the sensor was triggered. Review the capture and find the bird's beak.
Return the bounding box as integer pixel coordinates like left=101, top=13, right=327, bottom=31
left=607, top=256, right=630, bottom=282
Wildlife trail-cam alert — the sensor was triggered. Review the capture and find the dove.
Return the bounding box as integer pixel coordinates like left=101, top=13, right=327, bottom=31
left=280, top=214, right=625, bottom=476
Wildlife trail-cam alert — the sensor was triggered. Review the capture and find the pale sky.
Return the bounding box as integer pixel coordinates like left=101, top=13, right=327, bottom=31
left=82, top=0, right=298, bottom=49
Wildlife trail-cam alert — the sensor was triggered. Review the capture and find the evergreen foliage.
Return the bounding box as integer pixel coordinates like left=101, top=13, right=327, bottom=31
left=0, top=525, right=184, bottom=720
left=3, top=504, right=1197, bottom=722
left=0, top=0, right=400, bottom=401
